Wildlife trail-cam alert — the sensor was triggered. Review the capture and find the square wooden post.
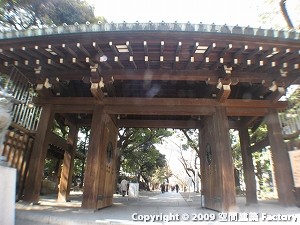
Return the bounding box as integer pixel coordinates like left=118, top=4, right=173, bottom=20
left=57, top=123, right=79, bottom=202
left=81, top=105, right=105, bottom=210
left=23, top=104, right=54, bottom=203
left=265, top=109, right=296, bottom=206
left=238, top=125, right=257, bottom=204
left=200, top=106, right=236, bottom=211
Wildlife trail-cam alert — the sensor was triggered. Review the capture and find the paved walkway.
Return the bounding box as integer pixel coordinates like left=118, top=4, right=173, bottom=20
left=16, top=191, right=300, bottom=224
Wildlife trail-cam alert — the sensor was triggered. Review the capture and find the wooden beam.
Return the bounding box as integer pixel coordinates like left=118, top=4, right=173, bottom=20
left=90, top=82, right=104, bottom=100
left=239, top=125, right=258, bottom=204
left=100, top=69, right=274, bottom=84
left=248, top=136, right=269, bottom=153
left=216, top=84, right=231, bottom=103
left=23, top=105, right=54, bottom=203
left=226, top=107, right=268, bottom=116
left=143, top=41, right=148, bottom=55
left=265, top=86, right=286, bottom=102
left=90, top=63, right=102, bottom=82
left=198, top=43, right=216, bottom=68
left=76, top=43, right=90, bottom=57
left=126, top=41, right=133, bottom=55
left=175, top=41, right=182, bottom=56
left=46, top=45, right=65, bottom=58
left=62, top=43, right=77, bottom=57
left=82, top=106, right=104, bottom=210
left=265, top=109, right=296, bottom=206
left=33, top=97, right=287, bottom=116
left=105, top=105, right=216, bottom=116
left=129, top=56, right=137, bottom=69
left=33, top=97, right=288, bottom=109
left=118, top=119, right=202, bottom=129
left=114, top=56, right=124, bottom=69
left=109, top=42, right=119, bottom=56
left=57, top=124, right=78, bottom=202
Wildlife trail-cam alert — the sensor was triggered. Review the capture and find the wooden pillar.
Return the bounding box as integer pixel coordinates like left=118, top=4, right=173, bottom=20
left=200, top=106, right=236, bottom=211
left=23, top=104, right=54, bottom=203
left=81, top=105, right=105, bottom=210
left=57, top=123, right=79, bottom=202
left=238, top=125, right=257, bottom=204
left=265, top=109, right=296, bottom=206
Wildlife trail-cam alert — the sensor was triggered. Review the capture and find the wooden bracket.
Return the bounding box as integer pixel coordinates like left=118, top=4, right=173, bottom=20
left=216, top=84, right=231, bottom=103
left=90, top=64, right=101, bottom=82
left=90, top=81, right=104, bottom=100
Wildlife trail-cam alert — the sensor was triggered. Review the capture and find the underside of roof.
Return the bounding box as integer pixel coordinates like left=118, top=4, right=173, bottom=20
left=0, top=22, right=299, bottom=129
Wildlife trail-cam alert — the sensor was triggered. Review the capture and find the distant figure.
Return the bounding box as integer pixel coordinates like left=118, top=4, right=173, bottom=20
left=120, top=179, right=128, bottom=197
left=175, top=184, right=179, bottom=193
left=160, top=183, right=165, bottom=193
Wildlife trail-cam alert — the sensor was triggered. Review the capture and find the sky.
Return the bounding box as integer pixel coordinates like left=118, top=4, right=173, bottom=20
left=86, top=0, right=299, bottom=29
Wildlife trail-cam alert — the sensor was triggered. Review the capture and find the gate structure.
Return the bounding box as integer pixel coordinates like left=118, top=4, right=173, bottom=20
left=0, top=22, right=299, bottom=211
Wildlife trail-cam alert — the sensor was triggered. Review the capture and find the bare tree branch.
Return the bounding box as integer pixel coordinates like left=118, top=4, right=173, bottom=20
left=280, top=0, right=294, bottom=29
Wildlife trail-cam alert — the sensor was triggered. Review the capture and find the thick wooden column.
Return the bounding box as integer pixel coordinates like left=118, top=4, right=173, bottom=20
left=238, top=125, right=257, bottom=204
left=200, top=106, right=236, bottom=211
left=81, top=105, right=105, bottom=210
left=23, top=104, right=54, bottom=203
left=265, top=109, right=296, bottom=206
left=57, top=123, right=79, bottom=202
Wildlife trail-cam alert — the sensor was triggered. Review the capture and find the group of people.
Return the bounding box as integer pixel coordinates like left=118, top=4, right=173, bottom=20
left=160, top=183, right=179, bottom=193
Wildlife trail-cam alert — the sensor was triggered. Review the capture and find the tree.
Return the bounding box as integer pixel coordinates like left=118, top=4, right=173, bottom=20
left=176, top=129, right=200, bottom=192
left=280, top=0, right=294, bottom=29
left=0, top=0, right=104, bottom=31
left=118, top=128, right=172, bottom=189
left=258, top=0, right=300, bottom=30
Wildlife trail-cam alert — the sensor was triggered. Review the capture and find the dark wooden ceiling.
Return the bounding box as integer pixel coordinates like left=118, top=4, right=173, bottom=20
left=0, top=22, right=299, bottom=129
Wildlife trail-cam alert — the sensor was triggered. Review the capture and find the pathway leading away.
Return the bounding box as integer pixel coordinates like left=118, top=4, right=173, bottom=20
left=16, top=191, right=300, bottom=224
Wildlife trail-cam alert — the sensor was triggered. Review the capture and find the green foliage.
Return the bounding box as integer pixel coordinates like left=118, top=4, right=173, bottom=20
left=230, top=130, right=243, bottom=171
left=253, top=149, right=274, bottom=197
left=150, top=166, right=172, bottom=185
left=0, top=0, right=104, bottom=31
left=118, top=128, right=172, bottom=185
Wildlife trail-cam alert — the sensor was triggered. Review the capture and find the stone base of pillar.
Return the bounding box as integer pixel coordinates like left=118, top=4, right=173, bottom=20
left=0, top=164, right=16, bottom=225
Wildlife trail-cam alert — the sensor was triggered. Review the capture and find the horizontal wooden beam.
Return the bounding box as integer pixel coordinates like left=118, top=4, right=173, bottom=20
left=105, top=105, right=215, bottom=116
left=33, top=97, right=288, bottom=116
left=118, top=119, right=201, bottom=129
left=101, top=69, right=273, bottom=84
left=49, top=132, right=68, bottom=151
left=249, top=136, right=270, bottom=153
left=118, top=119, right=239, bottom=129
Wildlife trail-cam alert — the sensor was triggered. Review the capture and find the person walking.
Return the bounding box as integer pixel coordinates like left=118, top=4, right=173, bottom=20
left=160, top=183, right=165, bottom=193
left=120, top=179, right=128, bottom=197
left=175, top=184, right=179, bottom=193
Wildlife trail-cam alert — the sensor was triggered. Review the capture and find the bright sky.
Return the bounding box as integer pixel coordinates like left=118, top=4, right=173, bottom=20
left=87, top=0, right=262, bottom=27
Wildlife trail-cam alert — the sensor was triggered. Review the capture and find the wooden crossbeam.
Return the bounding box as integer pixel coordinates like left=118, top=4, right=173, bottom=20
left=216, top=84, right=231, bottom=103
left=62, top=44, right=77, bottom=57
left=33, top=97, right=288, bottom=117
left=118, top=119, right=202, bottom=129
left=126, top=41, right=133, bottom=55
left=233, top=45, right=248, bottom=58
left=47, top=45, right=65, bottom=58
left=176, top=41, right=182, bottom=56
left=76, top=43, right=90, bottom=57
left=129, top=56, right=137, bottom=69
left=100, top=69, right=273, bottom=84
left=114, top=56, right=124, bottom=69
left=143, top=41, right=148, bottom=55
left=265, top=86, right=286, bottom=102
